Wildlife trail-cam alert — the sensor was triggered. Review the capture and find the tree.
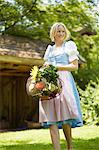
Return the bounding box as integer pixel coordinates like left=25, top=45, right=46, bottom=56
left=0, top=0, right=98, bottom=88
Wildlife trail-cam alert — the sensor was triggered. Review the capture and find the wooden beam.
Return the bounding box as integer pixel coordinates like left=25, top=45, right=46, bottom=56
left=13, top=65, right=31, bottom=71
left=0, top=63, right=13, bottom=69
left=0, top=64, right=31, bottom=72
left=0, top=54, right=45, bottom=76
left=0, top=72, right=28, bottom=76
left=0, top=68, right=29, bottom=74
left=0, top=55, right=44, bottom=66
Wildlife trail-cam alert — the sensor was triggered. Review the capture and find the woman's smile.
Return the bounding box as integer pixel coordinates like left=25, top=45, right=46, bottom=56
left=54, top=25, right=66, bottom=42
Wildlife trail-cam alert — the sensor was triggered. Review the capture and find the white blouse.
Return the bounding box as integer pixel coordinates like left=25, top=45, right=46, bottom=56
left=44, top=41, right=79, bottom=63
left=64, top=41, right=79, bottom=62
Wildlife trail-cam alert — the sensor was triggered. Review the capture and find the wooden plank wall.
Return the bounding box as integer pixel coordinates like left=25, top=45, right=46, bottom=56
left=0, top=76, right=39, bottom=130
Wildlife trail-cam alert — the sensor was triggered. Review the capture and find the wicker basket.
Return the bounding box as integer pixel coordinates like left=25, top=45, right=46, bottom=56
left=39, top=79, right=62, bottom=101
left=26, top=77, right=41, bottom=97
left=40, top=92, right=61, bottom=101
left=26, top=77, right=62, bottom=101
left=40, top=96, right=50, bottom=101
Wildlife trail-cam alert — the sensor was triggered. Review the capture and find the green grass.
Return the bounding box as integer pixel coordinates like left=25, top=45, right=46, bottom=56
left=0, top=126, right=99, bottom=150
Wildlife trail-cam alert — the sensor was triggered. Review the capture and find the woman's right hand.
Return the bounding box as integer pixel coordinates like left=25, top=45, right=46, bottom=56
left=43, top=62, right=50, bottom=67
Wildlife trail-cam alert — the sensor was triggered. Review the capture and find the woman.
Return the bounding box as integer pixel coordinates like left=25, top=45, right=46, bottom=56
left=39, top=22, right=83, bottom=150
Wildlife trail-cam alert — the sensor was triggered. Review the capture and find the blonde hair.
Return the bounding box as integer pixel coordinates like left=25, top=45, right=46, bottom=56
left=50, top=22, right=70, bottom=42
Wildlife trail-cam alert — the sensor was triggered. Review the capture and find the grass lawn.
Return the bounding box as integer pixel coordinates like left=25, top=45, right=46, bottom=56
left=0, top=125, right=99, bottom=150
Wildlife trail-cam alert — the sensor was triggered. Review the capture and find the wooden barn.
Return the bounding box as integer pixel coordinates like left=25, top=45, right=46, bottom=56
left=0, top=35, right=46, bottom=130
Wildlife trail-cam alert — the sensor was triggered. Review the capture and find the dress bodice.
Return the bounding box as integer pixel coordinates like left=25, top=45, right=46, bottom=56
left=44, top=41, right=79, bottom=66
left=47, top=53, right=69, bottom=66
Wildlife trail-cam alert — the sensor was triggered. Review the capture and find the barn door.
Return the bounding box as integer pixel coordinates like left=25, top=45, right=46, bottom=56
left=0, top=76, right=39, bottom=130
left=0, top=76, right=17, bottom=129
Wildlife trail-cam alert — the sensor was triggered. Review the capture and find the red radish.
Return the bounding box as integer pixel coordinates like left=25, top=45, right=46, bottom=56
left=35, top=82, right=45, bottom=90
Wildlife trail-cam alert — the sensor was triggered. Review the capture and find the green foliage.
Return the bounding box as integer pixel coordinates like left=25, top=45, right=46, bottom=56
left=78, top=81, right=99, bottom=125
left=38, top=65, right=59, bottom=85
left=37, top=65, right=60, bottom=97
left=0, top=0, right=98, bottom=89
left=0, top=0, right=97, bottom=40
left=74, top=33, right=99, bottom=89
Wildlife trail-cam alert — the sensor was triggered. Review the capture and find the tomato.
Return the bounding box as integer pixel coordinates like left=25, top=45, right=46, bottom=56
left=35, top=82, right=45, bottom=90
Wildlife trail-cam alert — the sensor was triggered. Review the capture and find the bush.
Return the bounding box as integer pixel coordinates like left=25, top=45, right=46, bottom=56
left=78, top=80, right=99, bottom=125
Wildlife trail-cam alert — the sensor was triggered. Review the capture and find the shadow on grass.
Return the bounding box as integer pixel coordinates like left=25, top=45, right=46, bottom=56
left=0, top=138, right=99, bottom=150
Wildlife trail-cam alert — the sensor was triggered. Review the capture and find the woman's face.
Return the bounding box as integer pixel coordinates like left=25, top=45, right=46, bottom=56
left=54, top=25, right=66, bottom=42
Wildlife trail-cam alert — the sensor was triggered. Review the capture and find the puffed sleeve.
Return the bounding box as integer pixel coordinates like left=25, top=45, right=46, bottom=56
left=44, top=45, right=52, bottom=60
left=64, top=41, right=79, bottom=62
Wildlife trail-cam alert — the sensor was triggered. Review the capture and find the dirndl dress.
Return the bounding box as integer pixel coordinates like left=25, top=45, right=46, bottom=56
left=39, top=41, right=83, bottom=128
